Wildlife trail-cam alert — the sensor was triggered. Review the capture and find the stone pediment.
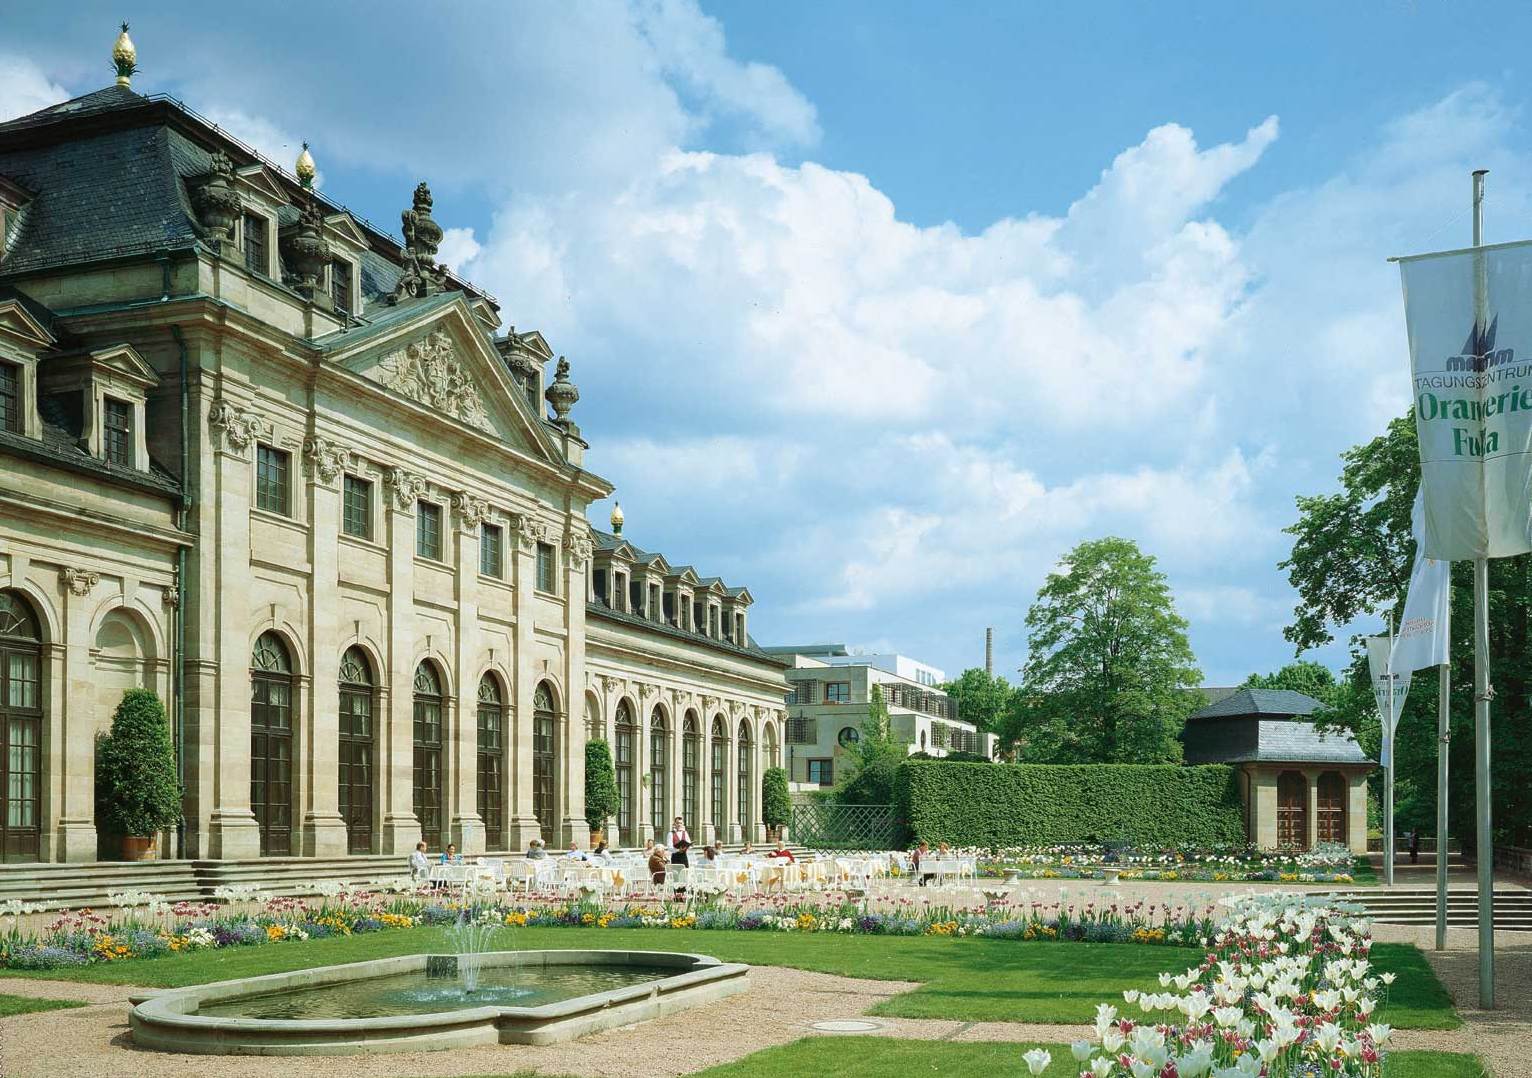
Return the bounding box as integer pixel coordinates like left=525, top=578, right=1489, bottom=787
left=372, top=328, right=494, bottom=434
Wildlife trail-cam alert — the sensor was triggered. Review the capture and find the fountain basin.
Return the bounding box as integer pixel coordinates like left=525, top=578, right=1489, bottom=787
left=128, top=949, right=748, bottom=1055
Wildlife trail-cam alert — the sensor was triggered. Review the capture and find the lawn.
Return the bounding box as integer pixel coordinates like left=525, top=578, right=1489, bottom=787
left=0, top=992, right=85, bottom=1016
left=4, top=927, right=1458, bottom=1028
left=688, top=1037, right=1485, bottom=1077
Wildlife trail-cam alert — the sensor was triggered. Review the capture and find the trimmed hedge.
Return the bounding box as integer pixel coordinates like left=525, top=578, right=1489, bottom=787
left=895, top=760, right=1245, bottom=847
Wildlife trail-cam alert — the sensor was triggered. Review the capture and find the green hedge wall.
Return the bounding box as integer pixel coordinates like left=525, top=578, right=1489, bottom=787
left=894, top=760, right=1245, bottom=847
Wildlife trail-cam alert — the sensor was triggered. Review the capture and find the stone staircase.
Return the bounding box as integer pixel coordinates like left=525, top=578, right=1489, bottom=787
left=1324, top=887, right=1532, bottom=930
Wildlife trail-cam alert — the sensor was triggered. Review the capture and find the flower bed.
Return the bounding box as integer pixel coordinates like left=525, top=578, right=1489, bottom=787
left=0, top=884, right=1219, bottom=972
left=968, top=843, right=1362, bottom=884
left=1052, top=892, right=1398, bottom=1077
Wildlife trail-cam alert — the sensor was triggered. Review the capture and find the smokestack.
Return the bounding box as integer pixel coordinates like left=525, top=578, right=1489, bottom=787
left=985, top=627, right=993, bottom=676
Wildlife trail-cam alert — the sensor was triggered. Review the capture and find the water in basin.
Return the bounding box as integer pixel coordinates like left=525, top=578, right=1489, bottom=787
left=197, top=963, right=678, bottom=1020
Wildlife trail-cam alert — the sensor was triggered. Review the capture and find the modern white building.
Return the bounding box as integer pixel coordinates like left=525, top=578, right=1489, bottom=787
left=763, top=644, right=996, bottom=792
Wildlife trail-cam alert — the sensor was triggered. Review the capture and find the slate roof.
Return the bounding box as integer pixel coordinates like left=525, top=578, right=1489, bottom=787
left=585, top=601, right=774, bottom=663
left=590, top=529, right=744, bottom=597
left=1187, top=687, right=1324, bottom=721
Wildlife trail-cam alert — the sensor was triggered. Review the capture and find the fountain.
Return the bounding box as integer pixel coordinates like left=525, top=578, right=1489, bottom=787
left=447, top=909, right=502, bottom=996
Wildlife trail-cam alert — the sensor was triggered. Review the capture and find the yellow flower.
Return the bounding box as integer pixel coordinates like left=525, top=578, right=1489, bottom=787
left=266, top=924, right=287, bottom=941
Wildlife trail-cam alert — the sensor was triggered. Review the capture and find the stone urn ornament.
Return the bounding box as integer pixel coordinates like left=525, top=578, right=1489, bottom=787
left=191, top=150, right=241, bottom=247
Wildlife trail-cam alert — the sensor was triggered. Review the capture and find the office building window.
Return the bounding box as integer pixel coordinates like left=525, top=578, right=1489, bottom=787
left=255, top=444, right=290, bottom=514
left=806, top=759, right=834, bottom=786
left=416, top=501, right=442, bottom=560
left=102, top=397, right=132, bottom=467
left=825, top=681, right=851, bottom=704
left=342, top=474, right=372, bottom=539
left=243, top=213, right=268, bottom=275
left=535, top=541, right=557, bottom=593
left=480, top=522, right=503, bottom=577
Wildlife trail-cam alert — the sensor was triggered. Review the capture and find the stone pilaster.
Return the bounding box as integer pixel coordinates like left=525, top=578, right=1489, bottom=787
left=55, top=567, right=100, bottom=861
left=504, top=514, right=544, bottom=848
left=449, top=492, right=487, bottom=855
left=380, top=468, right=424, bottom=854
left=559, top=526, right=592, bottom=850
left=300, top=437, right=349, bottom=857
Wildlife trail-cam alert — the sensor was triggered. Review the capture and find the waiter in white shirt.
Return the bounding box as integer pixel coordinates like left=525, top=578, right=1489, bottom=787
left=668, top=816, right=691, bottom=866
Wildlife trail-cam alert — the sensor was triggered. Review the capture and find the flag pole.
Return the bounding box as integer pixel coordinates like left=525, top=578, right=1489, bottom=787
left=1435, top=593, right=1450, bottom=951
left=1384, top=612, right=1396, bottom=887
left=1471, top=167, right=1495, bottom=1008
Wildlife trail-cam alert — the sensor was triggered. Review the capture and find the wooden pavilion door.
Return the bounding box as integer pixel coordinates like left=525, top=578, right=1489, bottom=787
left=1276, top=771, right=1308, bottom=850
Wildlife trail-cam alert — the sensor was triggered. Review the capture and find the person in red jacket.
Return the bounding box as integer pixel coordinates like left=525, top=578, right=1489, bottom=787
left=770, top=840, right=795, bottom=863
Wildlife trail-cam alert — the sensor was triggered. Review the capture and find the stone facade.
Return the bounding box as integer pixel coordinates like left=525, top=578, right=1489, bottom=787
left=0, top=82, right=786, bottom=862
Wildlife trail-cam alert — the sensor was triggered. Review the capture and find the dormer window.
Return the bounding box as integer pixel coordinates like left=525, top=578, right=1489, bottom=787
left=329, top=258, right=354, bottom=315
left=0, top=362, right=18, bottom=433
left=102, top=397, right=132, bottom=467
left=242, top=212, right=269, bottom=276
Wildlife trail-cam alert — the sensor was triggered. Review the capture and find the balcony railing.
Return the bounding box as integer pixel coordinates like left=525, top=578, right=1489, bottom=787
left=886, top=684, right=959, bottom=721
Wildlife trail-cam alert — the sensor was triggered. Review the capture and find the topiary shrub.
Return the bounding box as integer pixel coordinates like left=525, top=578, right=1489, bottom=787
left=761, top=766, right=790, bottom=834
left=95, top=689, right=180, bottom=838
left=894, top=760, right=1245, bottom=847
left=584, top=739, right=619, bottom=836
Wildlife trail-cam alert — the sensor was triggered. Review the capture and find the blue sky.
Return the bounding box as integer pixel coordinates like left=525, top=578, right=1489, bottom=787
left=7, top=2, right=1532, bottom=685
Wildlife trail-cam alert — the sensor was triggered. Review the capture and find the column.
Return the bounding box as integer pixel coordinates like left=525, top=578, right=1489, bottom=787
left=449, top=494, right=487, bottom=854
left=634, top=689, right=653, bottom=846
left=54, top=568, right=99, bottom=861
left=378, top=468, right=422, bottom=854
left=559, top=529, right=590, bottom=849
left=504, top=514, right=542, bottom=848
left=1251, top=769, right=1278, bottom=850
left=300, top=440, right=348, bottom=856
left=749, top=716, right=766, bottom=844
left=206, top=405, right=261, bottom=858
left=1304, top=770, right=1319, bottom=851
left=667, top=695, right=684, bottom=842
left=1347, top=773, right=1368, bottom=853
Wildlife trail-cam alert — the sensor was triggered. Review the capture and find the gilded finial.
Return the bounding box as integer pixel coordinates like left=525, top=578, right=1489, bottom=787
left=295, top=142, right=317, bottom=189
left=610, top=502, right=624, bottom=535
left=112, top=22, right=138, bottom=88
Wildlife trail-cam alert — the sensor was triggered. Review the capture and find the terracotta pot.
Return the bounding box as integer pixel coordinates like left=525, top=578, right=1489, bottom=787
left=121, top=834, right=158, bottom=862
left=589, top=828, right=605, bottom=847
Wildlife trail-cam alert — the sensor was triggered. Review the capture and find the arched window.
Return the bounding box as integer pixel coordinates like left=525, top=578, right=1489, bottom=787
left=412, top=661, right=444, bottom=850
left=682, top=712, right=700, bottom=835
left=338, top=646, right=374, bottom=854
left=585, top=694, right=602, bottom=741
left=250, top=632, right=295, bottom=856
left=1277, top=771, right=1308, bottom=851
left=477, top=674, right=505, bottom=850
left=764, top=722, right=780, bottom=769
left=533, top=682, right=558, bottom=838
left=1316, top=771, right=1347, bottom=847
left=0, top=592, right=42, bottom=862
left=709, top=716, right=727, bottom=831
left=649, top=707, right=669, bottom=835
left=736, top=719, right=752, bottom=834
left=614, top=700, right=636, bottom=843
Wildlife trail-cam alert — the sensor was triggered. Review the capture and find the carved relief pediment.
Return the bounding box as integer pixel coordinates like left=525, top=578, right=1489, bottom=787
left=372, top=329, right=493, bottom=433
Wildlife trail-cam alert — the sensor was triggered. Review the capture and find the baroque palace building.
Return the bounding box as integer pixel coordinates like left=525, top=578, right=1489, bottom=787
left=0, top=30, right=786, bottom=863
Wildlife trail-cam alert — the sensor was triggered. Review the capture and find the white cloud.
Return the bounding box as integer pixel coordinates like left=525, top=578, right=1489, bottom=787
left=199, top=106, right=312, bottom=182
left=436, top=227, right=481, bottom=274
left=0, top=55, right=68, bottom=123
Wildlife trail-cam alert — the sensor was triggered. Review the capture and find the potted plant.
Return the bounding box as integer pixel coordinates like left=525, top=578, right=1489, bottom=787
left=761, top=766, right=790, bottom=842
left=584, top=739, right=619, bottom=846
left=96, top=689, right=180, bottom=861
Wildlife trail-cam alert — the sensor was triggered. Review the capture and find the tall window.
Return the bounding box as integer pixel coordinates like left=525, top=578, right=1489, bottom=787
left=250, top=632, right=295, bottom=856
left=330, top=259, right=353, bottom=315
left=416, top=501, right=442, bottom=560
left=709, top=716, right=726, bottom=831
left=0, top=592, right=42, bottom=862
left=532, top=682, right=557, bottom=837
left=682, top=714, right=699, bottom=835
left=736, top=720, right=752, bottom=834
left=102, top=397, right=132, bottom=467
left=412, top=661, right=444, bottom=850
left=242, top=212, right=267, bottom=275
left=342, top=474, right=372, bottom=540
left=649, top=708, right=669, bottom=835
left=0, top=362, right=20, bottom=434
left=477, top=674, right=505, bottom=849
left=255, top=444, right=290, bottom=515
left=480, top=522, right=503, bottom=577
left=536, top=541, right=557, bottom=593
left=614, top=700, right=636, bottom=843
left=338, top=647, right=374, bottom=854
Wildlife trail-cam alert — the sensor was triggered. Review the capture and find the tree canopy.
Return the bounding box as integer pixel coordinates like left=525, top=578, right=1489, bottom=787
left=1010, top=536, right=1201, bottom=764
left=1240, top=660, right=1342, bottom=708
left=939, top=667, right=1014, bottom=734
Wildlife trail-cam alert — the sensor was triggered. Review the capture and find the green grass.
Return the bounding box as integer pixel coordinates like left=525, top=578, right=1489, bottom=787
left=687, top=1038, right=1485, bottom=1078
left=2, top=927, right=1458, bottom=1029
left=0, top=992, right=86, bottom=1016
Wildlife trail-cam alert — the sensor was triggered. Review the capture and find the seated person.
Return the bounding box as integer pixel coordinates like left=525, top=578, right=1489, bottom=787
left=440, top=842, right=459, bottom=864
left=769, top=841, right=796, bottom=862
left=700, top=844, right=719, bottom=863
left=913, top=840, right=935, bottom=886
left=648, top=843, right=669, bottom=885
left=525, top=838, right=547, bottom=860
left=590, top=840, right=611, bottom=863
left=409, top=841, right=430, bottom=881
left=740, top=841, right=755, bottom=855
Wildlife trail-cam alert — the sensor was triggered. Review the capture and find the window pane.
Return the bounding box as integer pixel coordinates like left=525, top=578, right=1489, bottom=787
left=255, top=445, right=290, bottom=515
left=330, top=259, right=352, bottom=314
left=342, top=475, right=372, bottom=539
left=536, top=542, right=556, bottom=593
left=416, top=502, right=442, bottom=560
left=0, top=363, right=19, bottom=434
left=103, top=398, right=132, bottom=467
left=480, top=523, right=503, bottom=577
left=243, top=213, right=267, bottom=275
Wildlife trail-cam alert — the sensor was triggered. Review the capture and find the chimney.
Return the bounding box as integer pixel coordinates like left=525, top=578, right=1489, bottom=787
left=985, top=627, right=993, bottom=677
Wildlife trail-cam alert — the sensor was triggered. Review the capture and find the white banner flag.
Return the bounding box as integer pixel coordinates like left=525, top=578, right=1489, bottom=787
left=1398, top=239, right=1532, bottom=559
left=1366, top=635, right=1411, bottom=736
left=1393, top=489, right=1452, bottom=672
